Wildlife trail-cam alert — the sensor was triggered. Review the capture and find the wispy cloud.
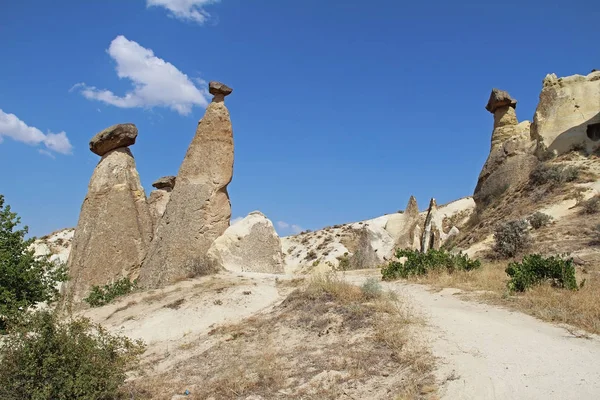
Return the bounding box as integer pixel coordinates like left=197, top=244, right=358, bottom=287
left=147, top=0, right=220, bottom=24
left=277, top=221, right=303, bottom=235
left=0, top=109, right=73, bottom=155
left=74, top=35, right=208, bottom=115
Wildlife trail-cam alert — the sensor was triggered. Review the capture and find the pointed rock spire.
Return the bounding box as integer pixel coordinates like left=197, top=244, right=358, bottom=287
left=139, top=82, right=235, bottom=288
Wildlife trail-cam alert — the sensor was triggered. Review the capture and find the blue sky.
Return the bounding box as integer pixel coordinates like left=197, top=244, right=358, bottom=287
left=0, top=0, right=598, bottom=237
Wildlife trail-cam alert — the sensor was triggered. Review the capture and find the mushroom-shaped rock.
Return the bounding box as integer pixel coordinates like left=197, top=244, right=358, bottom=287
left=207, top=211, right=284, bottom=274
left=63, top=147, right=152, bottom=307
left=139, top=85, right=235, bottom=287
left=89, top=123, right=137, bottom=156
left=152, top=176, right=176, bottom=190
left=209, top=81, right=233, bottom=98
left=485, top=89, right=517, bottom=113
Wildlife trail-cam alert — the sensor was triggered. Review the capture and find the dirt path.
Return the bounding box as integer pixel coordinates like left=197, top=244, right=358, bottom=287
left=346, top=272, right=600, bottom=400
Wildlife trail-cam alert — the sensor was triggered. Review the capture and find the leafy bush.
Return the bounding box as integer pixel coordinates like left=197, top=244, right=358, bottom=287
left=381, top=249, right=481, bottom=281
left=581, top=195, right=600, bottom=214
left=84, top=278, right=137, bottom=307
left=493, top=219, right=531, bottom=258
left=0, top=195, right=68, bottom=332
left=360, top=278, right=383, bottom=299
left=529, top=164, right=579, bottom=187
left=0, top=311, right=144, bottom=400
left=528, top=212, right=553, bottom=229
left=336, top=253, right=350, bottom=270
left=505, top=254, right=578, bottom=292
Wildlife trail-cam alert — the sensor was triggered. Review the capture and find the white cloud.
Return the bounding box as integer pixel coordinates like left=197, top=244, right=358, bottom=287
left=276, top=221, right=303, bottom=235
left=277, top=221, right=289, bottom=229
left=0, top=109, right=73, bottom=155
left=231, top=216, right=243, bottom=225
left=147, top=0, right=220, bottom=24
left=75, top=35, right=209, bottom=115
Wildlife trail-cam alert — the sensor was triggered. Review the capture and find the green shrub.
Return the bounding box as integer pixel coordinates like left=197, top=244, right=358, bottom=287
left=581, top=195, right=600, bottom=214
left=84, top=278, right=137, bottom=308
left=529, top=164, right=579, bottom=187
left=336, top=253, right=350, bottom=270
left=0, top=310, right=144, bottom=400
left=528, top=212, right=553, bottom=229
left=493, top=219, right=531, bottom=258
left=505, top=254, right=578, bottom=292
left=0, top=195, right=68, bottom=332
left=360, top=278, right=383, bottom=299
left=381, top=249, right=481, bottom=281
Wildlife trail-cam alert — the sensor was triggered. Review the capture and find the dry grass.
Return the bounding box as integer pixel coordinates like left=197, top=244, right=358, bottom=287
left=126, top=274, right=436, bottom=399
left=403, top=262, right=600, bottom=335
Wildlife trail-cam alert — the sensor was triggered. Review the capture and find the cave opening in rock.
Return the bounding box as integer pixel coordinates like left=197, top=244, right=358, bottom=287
left=587, top=122, right=600, bottom=141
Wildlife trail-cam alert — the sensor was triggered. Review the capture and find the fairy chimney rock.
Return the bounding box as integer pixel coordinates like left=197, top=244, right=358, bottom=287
left=139, top=82, right=235, bottom=288
left=474, top=88, right=537, bottom=206
left=148, top=176, right=176, bottom=232
left=64, top=124, right=152, bottom=306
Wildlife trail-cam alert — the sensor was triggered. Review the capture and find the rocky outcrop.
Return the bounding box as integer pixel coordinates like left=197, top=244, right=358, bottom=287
left=139, top=82, right=235, bottom=288
left=64, top=124, right=152, bottom=306
left=147, top=176, right=176, bottom=231
left=421, top=199, right=440, bottom=252
left=385, top=196, right=421, bottom=252
left=89, top=123, right=137, bottom=156
left=207, top=211, right=284, bottom=274
left=474, top=89, right=537, bottom=206
left=531, top=71, right=600, bottom=156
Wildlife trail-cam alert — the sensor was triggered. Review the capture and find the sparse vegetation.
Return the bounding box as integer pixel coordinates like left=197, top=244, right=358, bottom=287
left=528, top=212, right=553, bottom=229
left=128, top=274, right=434, bottom=399
left=381, top=249, right=481, bottom=280
left=336, top=252, right=350, bottom=270
left=0, top=310, right=145, bottom=400
left=581, top=195, right=600, bottom=214
left=360, top=277, right=383, bottom=299
left=0, top=195, right=68, bottom=332
left=304, top=250, right=317, bottom=261
left=493, top=219, right=531, bottom=258
left=529, top=163, right=580, bottom=187
left=506, top=254, right=578, bottom=292
left=84, top=277, right=137, bottom=307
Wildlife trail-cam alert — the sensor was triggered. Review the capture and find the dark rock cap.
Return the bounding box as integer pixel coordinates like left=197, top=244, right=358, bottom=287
left=209, top=81, right=233, bottom=97
left=89, top=123, right=137, bottom=156
left=485, top=88, right=517, bottom=113
left=152, top=176, right=176, bottom=190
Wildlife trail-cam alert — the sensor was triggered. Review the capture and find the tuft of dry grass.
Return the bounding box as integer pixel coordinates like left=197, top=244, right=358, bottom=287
left=127, top=273, right=436, bottom=399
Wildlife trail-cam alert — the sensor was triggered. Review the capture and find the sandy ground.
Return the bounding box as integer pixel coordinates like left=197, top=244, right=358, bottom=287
left=346, top=271, right=600, bottom=400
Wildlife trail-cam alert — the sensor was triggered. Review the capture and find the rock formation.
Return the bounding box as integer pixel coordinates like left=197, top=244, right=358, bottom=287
left=147, top=176, right=176, bottom=232
left=421, top=198, right=440, bottom=252
left=207, top=211, right=284, bottom=274
left=385, top=196, right=421, bottom=252
left=64, top=124, right=153, bottom=305
left=139, top=82, right=235, bottom=288
left=474, top=89, right=537, bottom=206
left=531, top=71, right=600, bottom=156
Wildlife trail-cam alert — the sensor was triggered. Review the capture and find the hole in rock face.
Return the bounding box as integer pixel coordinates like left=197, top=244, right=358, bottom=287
left=587, top=123, right=600, bottom=141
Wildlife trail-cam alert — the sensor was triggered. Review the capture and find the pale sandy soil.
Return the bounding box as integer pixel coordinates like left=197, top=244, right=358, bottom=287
left=346, top=270, right=600, bottom=400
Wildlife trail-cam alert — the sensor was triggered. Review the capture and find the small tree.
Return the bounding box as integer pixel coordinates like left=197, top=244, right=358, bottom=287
left=493, top=219, right=531, bottom=258
left=0, top=195, right=68, bottom=331
left=0, top=310, right=145, bottom=399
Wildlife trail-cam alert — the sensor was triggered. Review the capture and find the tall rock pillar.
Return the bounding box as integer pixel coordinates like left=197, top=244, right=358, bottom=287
left=139, top=82, right=234, bottom=288
left=63, top=124, right=153, bottom=306
left=474, top=89, right=537, bottom=206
